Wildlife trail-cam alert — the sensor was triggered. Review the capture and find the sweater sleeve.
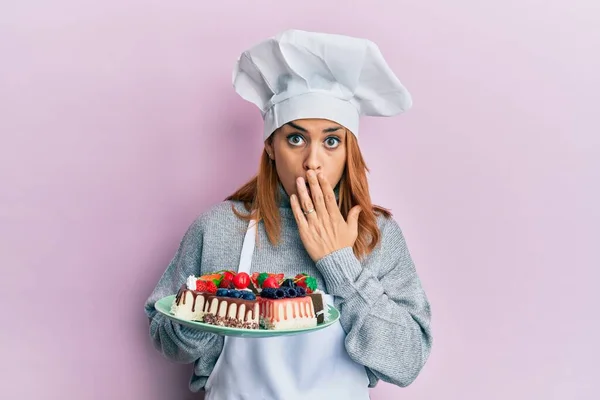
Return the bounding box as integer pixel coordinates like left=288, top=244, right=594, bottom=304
left=314, top=217, right=432, bottom=388
left=143, top=217, right=224, bottom=381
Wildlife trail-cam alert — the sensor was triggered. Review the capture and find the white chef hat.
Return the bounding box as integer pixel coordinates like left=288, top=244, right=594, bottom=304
left=232, top=29, right=412, bottom=141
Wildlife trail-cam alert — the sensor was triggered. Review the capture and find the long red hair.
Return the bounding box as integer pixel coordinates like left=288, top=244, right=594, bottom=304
left=225, top=129, right=392, bottom=260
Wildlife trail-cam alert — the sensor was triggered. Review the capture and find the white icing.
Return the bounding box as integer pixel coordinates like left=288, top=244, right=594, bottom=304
left=209, top=298, right=220, bottom=314
left=228, top=303, right=238, bottom=319
left=218, top=301, right=228, bottom=317
left=171, top=291, right=207, bottom=322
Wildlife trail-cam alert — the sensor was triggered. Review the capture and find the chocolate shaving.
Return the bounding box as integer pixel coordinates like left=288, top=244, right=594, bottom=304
left=203, top=313, right=259, bottom=330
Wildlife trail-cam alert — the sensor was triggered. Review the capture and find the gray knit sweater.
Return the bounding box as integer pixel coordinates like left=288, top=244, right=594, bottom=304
left=144, top=184, right=432, bottom=392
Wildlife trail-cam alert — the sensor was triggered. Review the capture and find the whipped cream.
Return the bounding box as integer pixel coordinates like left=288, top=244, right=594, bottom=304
left=186, top=275, right=197, bottom=290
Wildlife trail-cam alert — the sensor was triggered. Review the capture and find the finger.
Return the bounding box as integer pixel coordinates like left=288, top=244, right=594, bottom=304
left=290, top=194, right=309, bottom=229
left=296, top=177, right=317, bottom=222
left=317, top=172, right=341, bottom=218
left=306, top=170, right=327, bottom=218
left=296, top=177, right=316, bottom=215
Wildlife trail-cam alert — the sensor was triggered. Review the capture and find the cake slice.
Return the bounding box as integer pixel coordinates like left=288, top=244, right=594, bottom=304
left=258, top=295, right=317, bottom=329
left=202, top=289, right=259, bottom=329
left=171, top=273, right=259, bottom=329
left=257, top=278, right=326, bottom=330
left=170, top=275, right=212, bottom=321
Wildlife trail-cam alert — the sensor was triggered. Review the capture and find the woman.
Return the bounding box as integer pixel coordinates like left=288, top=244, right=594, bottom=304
left=144, top=29, right=432, bottom=400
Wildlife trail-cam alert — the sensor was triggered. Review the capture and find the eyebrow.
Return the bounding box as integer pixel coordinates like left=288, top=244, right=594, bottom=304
left=286, top=121, right=342, bottom=134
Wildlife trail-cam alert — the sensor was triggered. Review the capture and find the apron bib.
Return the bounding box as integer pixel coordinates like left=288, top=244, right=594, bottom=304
left=204, top=220, right=370, bottom=400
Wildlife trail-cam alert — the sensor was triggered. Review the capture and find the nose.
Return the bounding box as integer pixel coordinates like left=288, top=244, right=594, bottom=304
left=303, top=143, right=322, bottom=172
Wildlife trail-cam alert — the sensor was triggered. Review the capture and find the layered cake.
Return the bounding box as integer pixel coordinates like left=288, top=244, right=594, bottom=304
left=171, top=271, right=325, bottom=331
left=253, top=273, right=324, bottom=329
left=259, top=292, right=317, bottom=329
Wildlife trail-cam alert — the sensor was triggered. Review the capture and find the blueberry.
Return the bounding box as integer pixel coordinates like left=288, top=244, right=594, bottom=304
left=286, top=288, right=297, bottom=298
left=241, top=291, right=256, bottom=301
left=216, top=288, right=228, bottom=297
left=274, top=289, right=286, bottom=299
left=229, top=290, right=242, bottom=298
left=261, top=288, right=276, bottom=298
left=281, top=279, right=296, bottom=288
left=295, top=287, right=306, bottom=297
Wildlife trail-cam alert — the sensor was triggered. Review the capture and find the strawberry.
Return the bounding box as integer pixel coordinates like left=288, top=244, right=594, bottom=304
left=250, top=272, right=260, bottom=288
left=270, top=273, right=285, bottom=284
left=196, top=280, right=208, bottom=292
left=257, top=272, right=270, bottom=287
left=262, top=276, right=279, bottom=289
left=295, top=279, right=307, bottom=289
left=223, top=271, right=235, bottom=281
left=294, top=274, right=307, bottom=288
left=294, top=273, right=317, bottom=293
left=205, top=281, right=217, bottom=294
left=219, top=279, right=232, bottom=288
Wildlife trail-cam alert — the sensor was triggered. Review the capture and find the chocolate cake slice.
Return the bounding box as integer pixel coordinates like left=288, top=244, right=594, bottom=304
left=309, top=293, right=325, bottom=324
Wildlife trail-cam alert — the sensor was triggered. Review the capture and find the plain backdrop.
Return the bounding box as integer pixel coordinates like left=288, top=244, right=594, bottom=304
left=1, top=1, right=598, bottom=399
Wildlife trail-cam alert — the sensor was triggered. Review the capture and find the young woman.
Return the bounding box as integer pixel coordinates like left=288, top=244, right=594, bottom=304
left=145, top=29, right=432, bottom=400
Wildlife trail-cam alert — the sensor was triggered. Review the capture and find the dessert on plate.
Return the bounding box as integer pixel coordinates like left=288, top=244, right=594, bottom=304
left=171, top=270, right=325, bottom=330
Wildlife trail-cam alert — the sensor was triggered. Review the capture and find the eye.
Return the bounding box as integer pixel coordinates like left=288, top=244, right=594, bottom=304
left=324, top=136, right=341, bottom=149
left=287, top=134, right=305, bottom=147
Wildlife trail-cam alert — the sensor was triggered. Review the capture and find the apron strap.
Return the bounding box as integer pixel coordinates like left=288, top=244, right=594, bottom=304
left=237, top=219, right=257, bottom=274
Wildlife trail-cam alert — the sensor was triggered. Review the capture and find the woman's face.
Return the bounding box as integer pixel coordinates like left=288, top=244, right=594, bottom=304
left=265, top=118, right=347, bottom=198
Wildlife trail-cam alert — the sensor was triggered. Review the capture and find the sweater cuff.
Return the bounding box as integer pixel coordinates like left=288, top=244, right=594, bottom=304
left=176, top=321, right=209, bottom=340
left=315, top=247, right=363, bottom=296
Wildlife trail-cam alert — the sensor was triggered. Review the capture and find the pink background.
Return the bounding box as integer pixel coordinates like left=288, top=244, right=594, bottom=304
left=1, top=1, right=598, bottom=399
